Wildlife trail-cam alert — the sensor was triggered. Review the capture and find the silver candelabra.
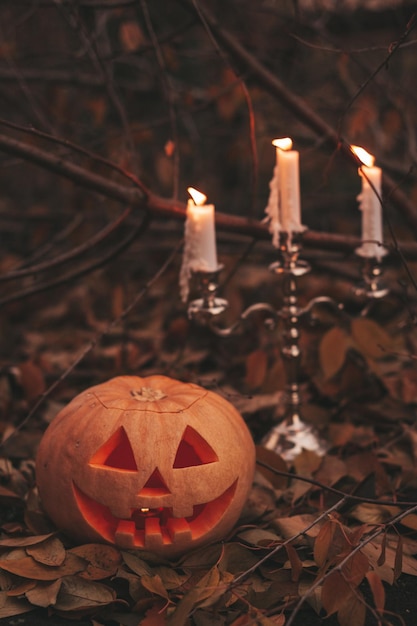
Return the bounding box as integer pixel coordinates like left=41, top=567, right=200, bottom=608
left=186, top=231, right=389, bottom=462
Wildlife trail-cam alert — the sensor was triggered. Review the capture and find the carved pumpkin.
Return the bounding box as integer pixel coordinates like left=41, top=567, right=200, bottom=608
left=36, top=375, right=255, bottom=558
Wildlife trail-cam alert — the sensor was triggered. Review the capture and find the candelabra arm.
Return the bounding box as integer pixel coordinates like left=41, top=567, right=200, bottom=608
left=208, top=302, right=278, bottom=337
left=187, top=266, right=280, bottom=336
left=297, top=295, right=350, bottom=325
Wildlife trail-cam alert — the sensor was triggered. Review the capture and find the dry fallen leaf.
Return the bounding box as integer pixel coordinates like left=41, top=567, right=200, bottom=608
left=255, top=445, right=288, bottom=489
left=0, top=552, right=85, bottom=580
left=0, top=591, right=33, bottom=619
left=337, top=589, right=366, bottom=626
left=25, top=579, right=62, bottom=608
left=365, top=570, right=385, bottom=615
left=119, top=21, right=145, bottom=52
left=26, top=536, right=66, bottom=566
left=238, top=527, right=281, bottom=547
left=351, top=318, right=393, bottom=360
left=69, top=544, right=121, bottom=580
left=0, top=533, right=56, bottom=550
left=319, top=326, right=351, bottom=380
left=53, top=575, right=116, bottom=612
left=168, top=566, right=221, bottom=626
left=140, top=574, right=170, bottom=601
left=245, top=349, right=268, bottom=390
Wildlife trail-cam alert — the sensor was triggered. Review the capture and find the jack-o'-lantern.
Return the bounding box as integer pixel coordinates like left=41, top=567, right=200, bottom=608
left=36, top=375, right=255, bottom=558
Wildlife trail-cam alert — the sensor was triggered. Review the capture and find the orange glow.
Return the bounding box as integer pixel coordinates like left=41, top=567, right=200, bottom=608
left=272, top=137, right=293, bottom=151
left=187, top=187, right=207, bottom=206
left=351, top=145, right=375, bottom=168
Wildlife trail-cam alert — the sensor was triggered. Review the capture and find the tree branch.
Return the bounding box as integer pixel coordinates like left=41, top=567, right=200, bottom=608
left=0, top=130, right=146, bottom=201
left=2, top=130, right=417, bottom=259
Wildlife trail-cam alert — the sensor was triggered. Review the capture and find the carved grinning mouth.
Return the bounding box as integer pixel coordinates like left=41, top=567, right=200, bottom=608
left=72, top=480, right=238, bottom=550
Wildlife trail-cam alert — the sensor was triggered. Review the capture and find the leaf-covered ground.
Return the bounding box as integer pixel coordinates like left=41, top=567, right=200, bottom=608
left=1, top=222, right=417, bottom=626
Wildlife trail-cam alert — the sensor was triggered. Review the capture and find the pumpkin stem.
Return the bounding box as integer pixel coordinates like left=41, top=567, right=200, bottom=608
left=130, top=387, right=167, bottom=402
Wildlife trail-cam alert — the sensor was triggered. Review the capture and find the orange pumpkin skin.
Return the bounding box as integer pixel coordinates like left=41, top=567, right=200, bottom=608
left=36, top=375, right=255, bottom=558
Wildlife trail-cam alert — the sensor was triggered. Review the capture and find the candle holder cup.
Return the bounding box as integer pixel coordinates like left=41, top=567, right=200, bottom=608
left=354, top=246, right=389, bottom=301
left=187, top=265, right=228, bottom=323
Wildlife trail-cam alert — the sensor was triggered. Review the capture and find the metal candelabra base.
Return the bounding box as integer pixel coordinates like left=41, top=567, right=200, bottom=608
left=262, top=414, right=329, bottom=459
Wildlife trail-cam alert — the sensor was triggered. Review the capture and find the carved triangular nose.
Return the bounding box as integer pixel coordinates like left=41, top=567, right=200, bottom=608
left=138, top=467, right=171, bottom=496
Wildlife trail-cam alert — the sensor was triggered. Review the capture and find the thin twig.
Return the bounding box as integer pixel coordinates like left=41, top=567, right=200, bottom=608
left=190, top=0, right=259, bottom=215
left=0, top=209, right=146, bottom=307
left=140, top=0, right=180, bottom=199
left=0, top=117, right=150, bottom=196
left=285, top=503, right=417, bottom=626
left=256, top=459, right=417, bottom=508
left=232, top=497, right=348, bottom=587
left=55, top=1, right=137, bottom=166
left=0, top=23, right=54, bottom=133
left=15, top=214, right=84, bottom=269
left=0, top=206, right=131, bottom=282
left=338, top=12, right=417, bottom=136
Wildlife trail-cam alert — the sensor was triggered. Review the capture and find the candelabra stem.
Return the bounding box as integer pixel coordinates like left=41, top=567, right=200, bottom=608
left=281, top=273, right=303, bottom=419
left=262, top=233, right=328, bottom=461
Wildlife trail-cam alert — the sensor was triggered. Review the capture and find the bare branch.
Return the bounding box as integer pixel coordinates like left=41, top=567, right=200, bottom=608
left=0, top=131, right=143, bottom=205
left=2, top=129, right=417, bottom=259
left=0, top=210, right=148, bottom=307
left=0, top=206, right=132, bottom=282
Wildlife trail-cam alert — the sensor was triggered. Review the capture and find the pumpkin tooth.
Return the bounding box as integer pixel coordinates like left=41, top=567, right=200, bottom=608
left=144, top=517, right=165, bottom=549
left=166, top=517, right=192, bottom=542
left=114, top=520, right=136, bottom=548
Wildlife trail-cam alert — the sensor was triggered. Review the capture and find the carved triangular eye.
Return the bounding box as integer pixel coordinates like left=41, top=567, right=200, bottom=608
left=138, top=468, right=171, bottom=496
left=173, top=426, right=218, bottom=468
left=89, top=427, right=138, bottom=471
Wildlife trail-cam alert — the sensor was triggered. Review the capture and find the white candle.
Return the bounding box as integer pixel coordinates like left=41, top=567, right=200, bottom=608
left=179, top=187, right=218, bottom=302
left=351, top=146, right=386, bottom=260
left=264, top=138, right=304, bottom=247
left=273, top=138, right=302, bottom=233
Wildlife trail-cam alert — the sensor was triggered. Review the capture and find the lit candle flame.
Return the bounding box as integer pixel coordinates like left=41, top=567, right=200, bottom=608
left=188, top=187, right=207, bottom=206
left=272, top=137, right=293, bottom=151
left=140, top=507, right=150, bottom=513
left=351, top=145, right=375, bottom=168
